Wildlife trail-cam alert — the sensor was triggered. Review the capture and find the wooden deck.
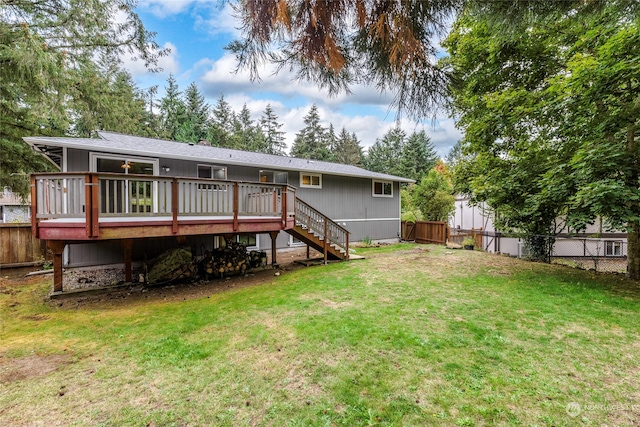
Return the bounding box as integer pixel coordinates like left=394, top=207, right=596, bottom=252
left=30, top=172, right=350, bottom=293
left=31, top=173, right=296, bottom=241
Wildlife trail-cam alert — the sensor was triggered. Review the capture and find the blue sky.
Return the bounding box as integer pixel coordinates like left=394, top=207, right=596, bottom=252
left=123, top=1, right=462, bottom=158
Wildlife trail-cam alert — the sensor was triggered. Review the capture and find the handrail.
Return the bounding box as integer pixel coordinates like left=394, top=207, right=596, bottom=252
left=294, top=198, right=350, bottom=259
left=31, top=172, right=297, bottom=237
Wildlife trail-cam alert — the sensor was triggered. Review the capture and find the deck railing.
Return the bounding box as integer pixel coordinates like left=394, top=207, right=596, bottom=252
left=295, top=198, right=349, bottom=258
left=31, top=173, right=296, bottom=237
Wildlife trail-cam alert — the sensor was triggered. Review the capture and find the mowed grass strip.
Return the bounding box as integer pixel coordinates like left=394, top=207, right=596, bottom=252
left=1, top=244, right=639, bottom=426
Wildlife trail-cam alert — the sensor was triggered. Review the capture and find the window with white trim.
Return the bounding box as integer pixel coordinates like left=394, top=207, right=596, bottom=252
left=605, top=240, right=622, bottom=256
left=372, top=180, right=393, bottom=197
left=300, top=173, right=322, bottom=188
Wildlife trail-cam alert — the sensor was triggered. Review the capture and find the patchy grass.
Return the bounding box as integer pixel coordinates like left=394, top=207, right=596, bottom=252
left=1, top=244, right=640, bottom=426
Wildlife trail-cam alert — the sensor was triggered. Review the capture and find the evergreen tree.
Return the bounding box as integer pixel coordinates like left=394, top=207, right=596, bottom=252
left=207, top=95, right=235, bottom=148
left=365, top=126, right=406, bottom=175
left=334, top=127, right=364, bottom=166
left=1, top=0, right=163, bottom=196
left=399, top=130, right=438, bottom=181
left=159, top=75, right=187, bottom=141
left=182, top=82, right=210, bottom=142
left=325, top=124, right=338, bottom=162
left=259, top=104, right=287, bottom=156
left=290, top=105, right=329, bottom=160
left=231, top=104, right=261, bottom=151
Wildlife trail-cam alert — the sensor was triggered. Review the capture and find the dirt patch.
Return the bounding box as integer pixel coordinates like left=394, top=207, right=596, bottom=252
left=0, top=354, right=72, bottom=384
left=44, top=247, right=320, bottom=309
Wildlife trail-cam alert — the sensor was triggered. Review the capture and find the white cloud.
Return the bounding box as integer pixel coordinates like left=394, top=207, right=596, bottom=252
left=138, top=0, right=201, bottom=18
left=194, top=2, right=241, bottom=38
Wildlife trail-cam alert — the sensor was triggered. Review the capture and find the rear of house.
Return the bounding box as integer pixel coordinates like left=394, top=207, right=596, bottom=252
left=26, top=131, right=413, bottom=270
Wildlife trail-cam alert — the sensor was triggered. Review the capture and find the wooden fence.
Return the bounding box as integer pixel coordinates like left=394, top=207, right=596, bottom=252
left=0, top=223, right=49, bottom=267
left=401, top=221, right=449, bottom=245
left=449, top=228, right=483, bottom=248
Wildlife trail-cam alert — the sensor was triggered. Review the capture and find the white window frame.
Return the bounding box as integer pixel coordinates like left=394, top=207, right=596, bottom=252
left=372, top=180, right=393, bottom=198
left=300, top=172, right=322, bottom=189
left=90, top=153, right=159, bottom=213
left=605, top=240, right=622, bottom=256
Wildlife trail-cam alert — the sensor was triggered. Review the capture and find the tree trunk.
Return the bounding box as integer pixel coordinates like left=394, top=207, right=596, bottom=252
left=628, top=223, right=640, bottom=280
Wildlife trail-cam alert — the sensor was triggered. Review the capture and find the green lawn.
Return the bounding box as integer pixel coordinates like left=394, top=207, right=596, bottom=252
left=1, top=244, right=639, bottom=426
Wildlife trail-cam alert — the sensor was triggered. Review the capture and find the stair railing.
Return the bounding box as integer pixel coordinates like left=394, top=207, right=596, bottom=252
left=295, top=198, right=350, bottom=259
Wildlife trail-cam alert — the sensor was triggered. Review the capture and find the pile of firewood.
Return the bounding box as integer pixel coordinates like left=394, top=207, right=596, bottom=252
left=146, top=247, right=195, bottom=284
left=198, top=242, right=253, bottom=278
left=145, top=243, right=270, bottom=284
left=248, top=250, right=268, bottom=268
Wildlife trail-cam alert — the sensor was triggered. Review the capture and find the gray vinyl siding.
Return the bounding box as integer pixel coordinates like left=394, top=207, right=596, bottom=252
left=63, top=149, right=401, bottom=266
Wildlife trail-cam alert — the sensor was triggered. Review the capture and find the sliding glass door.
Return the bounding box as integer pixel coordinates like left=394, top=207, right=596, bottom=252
left=92, top=154, right=158, bottom=215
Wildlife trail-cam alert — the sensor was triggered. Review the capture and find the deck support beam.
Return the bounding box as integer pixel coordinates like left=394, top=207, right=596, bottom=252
left=123, top=239, right=133, bottom=282
left=48, top=241, right=66, bottom=293
left=269, top=231, right=279, bottom=265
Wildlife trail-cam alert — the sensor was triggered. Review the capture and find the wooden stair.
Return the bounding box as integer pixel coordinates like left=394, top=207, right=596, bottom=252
left=287, top=199, right=349, bottom=261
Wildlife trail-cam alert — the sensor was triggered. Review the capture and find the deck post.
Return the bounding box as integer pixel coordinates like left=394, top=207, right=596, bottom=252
left=269, top=231, right=279, bottom=265
left=30, top=175, right=38, bottom=238
left=323, top=217, right=328, bottom=265
left=281, top=185, right=289, bottom=228
left=172, top=178, right=179, bottom=234
left=233, top=182, right=239, bottom=231
left=123, top=239, right=133, bottom=282
left=48, top=241, right=66, bottom=293
left=90, top=173, right=100, bottom=238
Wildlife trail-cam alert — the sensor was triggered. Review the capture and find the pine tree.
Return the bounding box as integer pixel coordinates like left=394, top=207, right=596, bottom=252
left=207, top=95, right=235, bottom=148
left=183, top=82, right=210, bottom=142
left=1, top=0, right=163, bottom=196
left=259, top=104, right=287, bottom=156
left=399, top=130, right=438, bottom=181
left=231, top=104, right=260, bottom=151
left=365, top=126, right=406, bottom=175
left=290, top=105, right=329, bottom=160
left=159, top=75, right=187, bottom=141
left=334, top=127, right=364, bottom=166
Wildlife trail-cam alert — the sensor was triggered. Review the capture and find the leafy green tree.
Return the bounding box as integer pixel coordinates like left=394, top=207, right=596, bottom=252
left=365, top=126, right=405, bottom=176
left=0, top=0, right=164, bottom=196
left=412, top=165, right=455, bottom=222
left=290, top=105, right=329, bottom=160
left=259, top=104, right=287, bottom=156
left=444, top=1, right=640, bottom=274
left=334, top=128, right=364, bottom=166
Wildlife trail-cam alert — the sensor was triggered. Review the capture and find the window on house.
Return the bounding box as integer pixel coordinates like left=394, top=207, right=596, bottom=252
left=372, top=180, right=393, bottom=197
left=605, top=241, right=622, bottom=256
left=260, top=170, right=288, bottom=184
left=198, top=164, right=226, bottom=189
left=198, top=165, right=226, bottom=180
left=236, top=234, right=258, bottom=249
left=300, top=173, right=322, bottom=188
